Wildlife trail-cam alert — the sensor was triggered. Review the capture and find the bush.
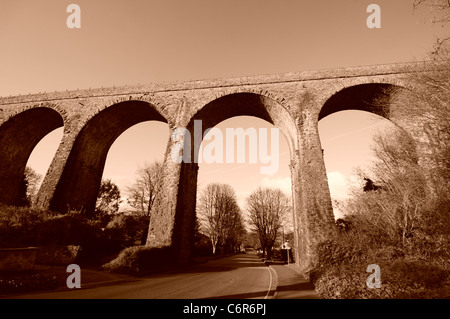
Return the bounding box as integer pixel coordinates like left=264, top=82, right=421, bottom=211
left=104, top=214, right=150, bottom=247
left=270, top=249, right=294, bottom=263
left=0, top=206, right=122, bottom=265
left=35, top=212, right=99, bottom=246
left=102, top=245, right=175, bottom=275
left=312, top=255, right=449, bottom=299
left=309, top=227, right=450, bottom=299
left=0, top=270, right=59, bottom=294
left=0, top=205, right=56, bottom=248
left=0, top=205, right=158, bottom=267
left=193, top=232, right=213, bottom=257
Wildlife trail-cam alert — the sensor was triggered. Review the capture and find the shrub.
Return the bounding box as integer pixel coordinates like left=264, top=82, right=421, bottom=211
left=35, top=212, right=98, bottom=246
left=102, top=245, right=175, bottom=275
left=0, top=205, right=55, bottom=248
left=0, top=206, right=122, bottom=265
left=193, top=232, right=213, bottom=257
left=38, top=212, right=122, bottom=264
left=0, top=270, right=58, bottom=294
left=309, top=227, right=450, bottom=299
left=104, top=214, right=150, bottom=247
left=270, top=249, right=294, bottom=262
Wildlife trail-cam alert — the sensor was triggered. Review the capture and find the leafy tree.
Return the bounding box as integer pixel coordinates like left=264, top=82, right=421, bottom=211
left=362, top=177, right=382, bottom=192
left=126, top=161, right=163, bottom=216
left=24, top=167, right=42, bottom=205
left=16, top=172, right=29, bottom=207
left=105, top=213, right=149, bottom=247
left=96, top=179, right=121, bottom=215
left=15, top=167, right=42, bottom=207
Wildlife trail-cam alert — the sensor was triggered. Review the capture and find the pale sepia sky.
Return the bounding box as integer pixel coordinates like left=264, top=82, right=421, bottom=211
left=1, top=1, right=448, bottom=216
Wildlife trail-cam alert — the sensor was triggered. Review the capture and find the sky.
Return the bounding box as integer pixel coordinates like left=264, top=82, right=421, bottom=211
left=1, top=1, right=448, bottom=217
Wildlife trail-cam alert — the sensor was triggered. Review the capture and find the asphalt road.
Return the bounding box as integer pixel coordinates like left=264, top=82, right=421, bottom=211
left=11, top=252, right=275, bottom=299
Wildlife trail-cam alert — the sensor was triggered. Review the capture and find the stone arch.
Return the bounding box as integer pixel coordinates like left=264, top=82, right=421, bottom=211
left=163, top=91, right=298, bottom=262
left=49, top=100, right=168, bottom=215
left=187, top=91, right=298, bottom=158
left=0, top=106, right=64, bottom=206
left=318, top=83, right=404, bottom=121
left=316, top=82, right=424, bottom=215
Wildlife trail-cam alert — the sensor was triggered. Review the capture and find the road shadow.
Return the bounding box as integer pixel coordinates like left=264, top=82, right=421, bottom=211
left=198, top=282, right=318, bottom=299
left=275, top=282, right=320, bottom=299
left=201, top=290, right=270, bottom=299
left=148, top=253, right=268, bottom=278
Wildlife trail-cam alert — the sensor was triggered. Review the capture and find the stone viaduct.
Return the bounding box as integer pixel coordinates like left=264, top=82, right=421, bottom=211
left=0, top=62, right=433, bottom=274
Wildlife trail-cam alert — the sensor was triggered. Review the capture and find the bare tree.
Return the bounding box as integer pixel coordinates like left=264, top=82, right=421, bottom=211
left=379, top=47, right=450, bottom=198
left=197, top=183, right=243, bottom=254
left=126, top=161, right=163, bottom=216
left=343, top=128, right=429, bottom=250
left=221, top=206, right=246, bottom=253
left=340, top=52, right=450, bottom=255
left=246, top=187, right=291, bottom=260
left=413, top=0, right=450, bottom=51
left=413, top=0, right=450, bottom=23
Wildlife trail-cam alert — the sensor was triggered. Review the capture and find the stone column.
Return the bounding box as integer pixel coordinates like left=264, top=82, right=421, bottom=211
left=172, top=161, right=199, bottom=264
left=34, top=127, right=80, bottom=211
left=292, top=108, right=337, bottom=276
left=146, top=107, right=199, bottom=265
left=289, top=155, right=303, bottom=270
left=146, top=137, right=199, bottom=264
left=389, top=97, right=442, bottom=199
left=145, top=137, right=184, bottom=248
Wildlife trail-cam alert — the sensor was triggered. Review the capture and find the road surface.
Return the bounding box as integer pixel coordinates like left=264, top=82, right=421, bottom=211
left=9, top=252, right=275, bottom=299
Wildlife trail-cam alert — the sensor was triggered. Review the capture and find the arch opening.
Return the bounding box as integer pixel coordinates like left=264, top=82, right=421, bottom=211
left=186, top=92, right=297, bottom=161
left=0, top=107, right=64, bottom=206
left=196, top=115, right=294, bottom=255
left=318, top=83, right=415, bottom=220
left=50, top=101, right=167, bottom=215
left=173, top=92, right=297, bottom=259
left=101, top=120, right=170, bottom=214
left=318, top=83, right=397, bottom=121
left=318, top=110, right=400, bottom=219
left=26, top=127, right=64, bottom=206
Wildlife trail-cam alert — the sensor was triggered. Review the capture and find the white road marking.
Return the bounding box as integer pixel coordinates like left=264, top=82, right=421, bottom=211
left=265, top=266, right=276, bottom=299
